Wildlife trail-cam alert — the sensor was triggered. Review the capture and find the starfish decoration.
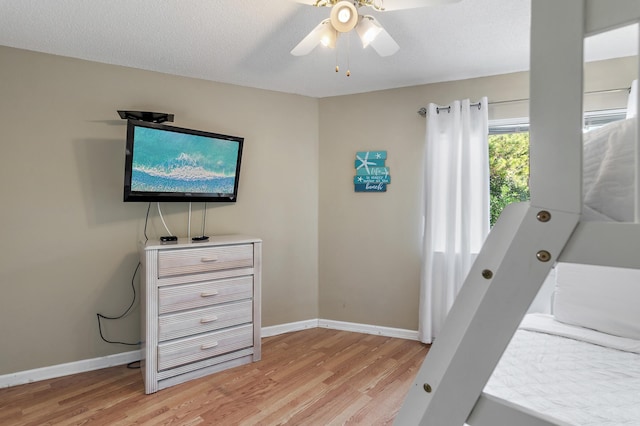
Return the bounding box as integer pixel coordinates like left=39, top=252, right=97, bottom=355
left=355, top=152, right=377, bottom=175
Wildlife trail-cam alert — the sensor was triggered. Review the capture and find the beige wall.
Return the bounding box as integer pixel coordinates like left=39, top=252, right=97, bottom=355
left=0, top=43, right=635, bottom=375
left=0, top=46, right=319, bottom=375
left=318, top=56, right=637, bottom=330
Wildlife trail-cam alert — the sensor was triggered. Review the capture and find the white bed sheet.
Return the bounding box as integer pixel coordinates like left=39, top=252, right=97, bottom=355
left=483, top=314, right=640, bottom=425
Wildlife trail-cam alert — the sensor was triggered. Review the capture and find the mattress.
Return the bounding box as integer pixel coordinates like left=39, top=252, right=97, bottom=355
left=483, top=314, right=640, bottom=425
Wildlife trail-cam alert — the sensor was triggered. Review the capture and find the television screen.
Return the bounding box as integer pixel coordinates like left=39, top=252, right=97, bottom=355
left=123, top=120, right=243, bottom=202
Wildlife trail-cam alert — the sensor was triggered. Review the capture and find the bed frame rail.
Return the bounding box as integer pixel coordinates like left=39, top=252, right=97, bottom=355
left=559, top=222, right=640, bottom=267
left=394, top=202, right=580, bottom=425
left=467, top=393, right=572, bottom=426
left=396, top=1, right=640, bottom=424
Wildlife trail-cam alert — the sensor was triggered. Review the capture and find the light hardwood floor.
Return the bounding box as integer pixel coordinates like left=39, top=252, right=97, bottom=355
left=0, top=328, right=429, bottom=425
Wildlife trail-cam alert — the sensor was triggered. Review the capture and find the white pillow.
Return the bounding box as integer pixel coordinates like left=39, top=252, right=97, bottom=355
left=582, top=117, right=636, bottom=222
left=554, top=262, right=640, bottom=340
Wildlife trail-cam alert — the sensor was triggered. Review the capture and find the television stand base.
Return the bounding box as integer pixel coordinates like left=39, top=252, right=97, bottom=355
left=192, top=236, right=209, bottom=242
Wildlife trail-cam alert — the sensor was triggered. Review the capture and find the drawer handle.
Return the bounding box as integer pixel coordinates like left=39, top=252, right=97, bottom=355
left=201, top=342, right=219, bottom=350
left=201, top=257, right=219, bottom=263
left=200, top=316, right=218, bottom=324
left=200, top=291, right=219, bottom=297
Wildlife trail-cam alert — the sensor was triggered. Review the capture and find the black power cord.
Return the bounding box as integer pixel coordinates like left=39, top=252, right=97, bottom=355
left=96, top=262, right=141, bottom=346
left=94, top=203, right=153, bottom=370
left=96, top=202, right=152, bottom=346
left=143, top=202, right=151, bottom=243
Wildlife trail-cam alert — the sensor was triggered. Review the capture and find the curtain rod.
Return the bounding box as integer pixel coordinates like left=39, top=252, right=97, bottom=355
left=417, top=102, right=481, bottom=117
left=417, top=87, right=631, bottom=117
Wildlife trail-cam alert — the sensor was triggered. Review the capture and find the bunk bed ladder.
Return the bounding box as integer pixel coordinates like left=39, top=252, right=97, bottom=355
left=395, top=1, right=640, bottom=425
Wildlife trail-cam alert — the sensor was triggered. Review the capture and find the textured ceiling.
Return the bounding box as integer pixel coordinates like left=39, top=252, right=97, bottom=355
left=0, top=0, right=637, bottom=98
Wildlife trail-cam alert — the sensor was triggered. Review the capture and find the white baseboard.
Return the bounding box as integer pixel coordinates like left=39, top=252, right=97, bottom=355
left=261, top=319, right=319, bottom=337
left=263, top=318, right=419, bottom=341
left=317, top=319, right=419, bottom=341
left=0, top=349, right=142, bottom=389
left=1, top=320, right=418, bottom=389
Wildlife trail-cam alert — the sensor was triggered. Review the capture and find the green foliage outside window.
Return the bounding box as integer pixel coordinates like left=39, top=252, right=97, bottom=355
left=489, top=132, right=530, bottom=226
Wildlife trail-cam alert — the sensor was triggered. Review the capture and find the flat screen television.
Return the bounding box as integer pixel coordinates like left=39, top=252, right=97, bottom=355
left=123, top=120, right=244, bottom=202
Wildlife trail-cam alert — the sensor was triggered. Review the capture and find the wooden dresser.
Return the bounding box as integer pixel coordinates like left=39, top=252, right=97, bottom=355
left=139, top=235, right=261, bottom=394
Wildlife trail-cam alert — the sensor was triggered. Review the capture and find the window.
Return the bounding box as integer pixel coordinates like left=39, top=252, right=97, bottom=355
left=488, top=109, right=627, bottom=226
left=488, top=130, right=530, bottom=226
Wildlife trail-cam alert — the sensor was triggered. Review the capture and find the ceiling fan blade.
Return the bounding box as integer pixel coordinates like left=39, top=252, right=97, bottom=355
left=289, top=0, right=330, bottom=6
left=366, top=18, right=399, bottom=56
left=291, top=19, right=334, bottom=56
left=289, top=0, right=462, bottom=10
left=375, top=0, right=462, bottom=12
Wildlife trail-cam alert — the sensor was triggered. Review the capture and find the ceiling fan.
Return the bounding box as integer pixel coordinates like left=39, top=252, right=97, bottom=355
left=291, top=0, right=462, bottom=58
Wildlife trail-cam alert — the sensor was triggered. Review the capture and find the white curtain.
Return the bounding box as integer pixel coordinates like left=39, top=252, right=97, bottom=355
left=419, top=98, right=489, bottom=344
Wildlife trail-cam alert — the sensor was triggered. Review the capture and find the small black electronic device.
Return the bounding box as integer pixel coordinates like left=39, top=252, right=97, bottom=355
left=191, top=236, right=210, bottom=242
left=117, top=110, right=174, bottom=123
left=160, top=236, right=178, bottom=242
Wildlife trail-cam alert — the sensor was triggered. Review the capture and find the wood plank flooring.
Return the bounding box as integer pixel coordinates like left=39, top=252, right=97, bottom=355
left=0, top=328, right=429, bottom=425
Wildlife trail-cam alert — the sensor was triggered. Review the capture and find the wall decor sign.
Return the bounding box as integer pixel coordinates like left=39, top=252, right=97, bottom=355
left=354, top=151, right=390, bottom=192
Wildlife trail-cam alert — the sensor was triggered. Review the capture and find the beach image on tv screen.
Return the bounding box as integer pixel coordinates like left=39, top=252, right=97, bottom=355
left=131, top=127, right=239, bottom=195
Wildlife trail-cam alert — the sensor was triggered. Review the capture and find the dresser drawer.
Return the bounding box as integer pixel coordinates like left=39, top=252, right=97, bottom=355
left=158, top=300, right=253, bottom=342
left=157, top=324, right=253, bottom=371
left=158, top=244, right=253, bottom=278
left=158, top=276, right=253, bottom=314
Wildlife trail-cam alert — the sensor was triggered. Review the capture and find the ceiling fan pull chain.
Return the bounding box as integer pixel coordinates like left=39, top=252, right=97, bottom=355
left=346, top=31, right=351, bottom=76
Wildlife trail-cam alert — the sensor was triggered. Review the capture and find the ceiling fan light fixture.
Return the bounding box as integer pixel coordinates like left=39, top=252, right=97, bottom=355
left=330, top=1, right=358, bottom=32
left=356, top=15, right=383, bottom=48
left=319, top=22, right=337, bottom=48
